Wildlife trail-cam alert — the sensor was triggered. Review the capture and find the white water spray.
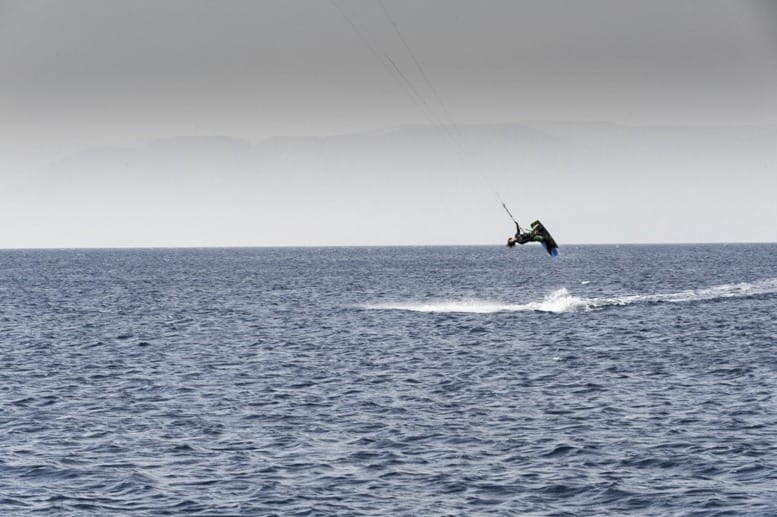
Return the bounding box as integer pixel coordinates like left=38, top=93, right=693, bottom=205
left=364, top=278, right=777, bottom=314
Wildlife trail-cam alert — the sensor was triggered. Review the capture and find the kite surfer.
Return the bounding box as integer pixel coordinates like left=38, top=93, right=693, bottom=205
left=507, top=221, right=541, bottom=247
left=507, top=220, right=559, bottom=257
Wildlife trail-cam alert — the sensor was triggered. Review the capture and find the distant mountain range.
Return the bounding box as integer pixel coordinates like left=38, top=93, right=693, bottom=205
left=46, top=121, right=777, bottom=182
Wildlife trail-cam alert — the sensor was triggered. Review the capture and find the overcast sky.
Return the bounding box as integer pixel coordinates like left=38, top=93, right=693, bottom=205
left=2, top=0, right=777, bottom=247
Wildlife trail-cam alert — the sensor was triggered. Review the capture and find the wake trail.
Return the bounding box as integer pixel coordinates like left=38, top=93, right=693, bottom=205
left=364, top=278, right=777, bottom=314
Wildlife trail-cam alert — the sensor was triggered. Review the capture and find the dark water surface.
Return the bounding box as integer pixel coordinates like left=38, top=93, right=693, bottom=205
left=2, top=245, right=777, bottom=515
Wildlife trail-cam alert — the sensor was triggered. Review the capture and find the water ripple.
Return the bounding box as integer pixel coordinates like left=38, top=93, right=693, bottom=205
left=1, top=245, right=777, bottom=514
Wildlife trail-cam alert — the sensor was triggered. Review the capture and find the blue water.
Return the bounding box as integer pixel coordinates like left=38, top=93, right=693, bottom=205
left=1, top=244, right=777, bottom=515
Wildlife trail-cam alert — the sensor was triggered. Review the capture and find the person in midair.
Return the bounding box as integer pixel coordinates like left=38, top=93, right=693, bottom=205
left=507, top=220, right=545, bottom=247
left=501, top=202, right=559, bottom=256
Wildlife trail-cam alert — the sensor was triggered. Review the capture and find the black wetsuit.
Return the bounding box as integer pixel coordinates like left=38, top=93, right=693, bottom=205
left=514, top=222, right=541, bottom=244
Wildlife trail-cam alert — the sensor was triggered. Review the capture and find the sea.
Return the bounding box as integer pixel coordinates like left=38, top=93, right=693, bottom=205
left=1, top=244, right=776, bottom=515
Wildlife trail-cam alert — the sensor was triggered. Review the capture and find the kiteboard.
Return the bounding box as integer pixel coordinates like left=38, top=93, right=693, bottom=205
left=531, top=220, right=559, bottom=257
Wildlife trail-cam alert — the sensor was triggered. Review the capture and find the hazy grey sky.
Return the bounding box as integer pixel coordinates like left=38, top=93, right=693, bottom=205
left=2, top=0, right=777, bottom=247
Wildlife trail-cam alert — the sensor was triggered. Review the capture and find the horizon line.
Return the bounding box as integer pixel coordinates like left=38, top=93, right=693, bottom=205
left=0, top=241, right=773, bottom=252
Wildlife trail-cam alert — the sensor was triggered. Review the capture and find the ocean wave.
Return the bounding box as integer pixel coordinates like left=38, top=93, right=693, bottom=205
left=365, top=278, right=777, bottom=314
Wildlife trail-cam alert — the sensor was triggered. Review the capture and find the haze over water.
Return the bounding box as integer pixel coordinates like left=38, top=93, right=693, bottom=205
left=2, top=244, right=776, bottom=514
left=4, top=1, right=777, bottom=248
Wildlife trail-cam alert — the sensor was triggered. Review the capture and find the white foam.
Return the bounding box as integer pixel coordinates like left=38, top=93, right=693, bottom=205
left=596, top=278, right=777, bottom=308
left=363, top=278, right=777, bottom=315
left=365, top=288, right=589, bottom=314
left=364, top=299, right=523, bottom=314
left=522, top=288, right=589, bottom=313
